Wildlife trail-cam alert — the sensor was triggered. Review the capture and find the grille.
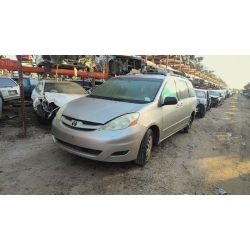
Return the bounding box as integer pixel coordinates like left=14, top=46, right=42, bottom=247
left=63, top=115, right=103, bottom=126
left=56, top=138, right=102, bottom=155
left=62, top=122, right=96, bottom=131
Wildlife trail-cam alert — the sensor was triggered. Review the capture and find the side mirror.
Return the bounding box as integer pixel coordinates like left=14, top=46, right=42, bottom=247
left=163, top=96, right=178, bottom=105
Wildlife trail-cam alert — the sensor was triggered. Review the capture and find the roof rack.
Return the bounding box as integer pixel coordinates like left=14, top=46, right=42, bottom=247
left=142, top=71, right=170, bottom=76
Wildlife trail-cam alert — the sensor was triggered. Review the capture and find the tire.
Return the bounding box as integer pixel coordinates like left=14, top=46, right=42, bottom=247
left=0, top=98, right=3, bottom=119
left=36, top=114, right=48, bottom=125
left=134, top=129, right=153, bottom=166
left=184, top=115, right=193, bottom=133
left=214, top=101, right=219, bottom=108
left=197, top=104, right=206, bottom=118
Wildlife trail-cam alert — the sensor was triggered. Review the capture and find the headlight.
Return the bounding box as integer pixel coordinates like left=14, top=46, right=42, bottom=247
left=56, top=103, right=68, bottom=120
left=99, top=113, right=139, bottom=131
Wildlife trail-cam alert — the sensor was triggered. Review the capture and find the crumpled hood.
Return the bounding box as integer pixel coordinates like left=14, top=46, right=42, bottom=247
left=45, top=92, right=85, bottom=107
left=63, top=96, right=146, bottom=124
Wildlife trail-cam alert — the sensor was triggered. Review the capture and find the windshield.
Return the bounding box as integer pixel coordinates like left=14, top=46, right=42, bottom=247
left=195, top=90, right=206, bottom=98
left=44, top=81, right=88, bottom=94
left=208, top=91, right=220, bottom=97
left=88, top=77, right=163, bottom=104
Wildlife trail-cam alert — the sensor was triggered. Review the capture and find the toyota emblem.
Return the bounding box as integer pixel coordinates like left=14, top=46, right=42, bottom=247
left=72, top=120, right=77, bottom=127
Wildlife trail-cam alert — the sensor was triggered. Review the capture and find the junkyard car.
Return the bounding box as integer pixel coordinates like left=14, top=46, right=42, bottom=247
left=208, top=90, right=223, bottom=107
left=52, top=73, right=197, bottom=166
left=0, top=77, right=20, bottom=117
left=12, top=76, right=39, bottom=99
left=31, top=80, right=89, bottom=124
left=194, top=88, right=211, bottom=118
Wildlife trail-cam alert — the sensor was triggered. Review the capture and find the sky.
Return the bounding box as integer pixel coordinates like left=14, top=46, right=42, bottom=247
left=4, top=55, right=249, bottom=89
left=199, top=55, right=250, bottom=89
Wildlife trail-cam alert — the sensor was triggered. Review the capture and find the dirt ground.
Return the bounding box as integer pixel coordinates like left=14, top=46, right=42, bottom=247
left=1, top=94, right=250, bottom=195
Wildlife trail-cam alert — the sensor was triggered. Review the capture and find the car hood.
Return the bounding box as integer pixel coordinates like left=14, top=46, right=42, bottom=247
left=45, top=92, right=86, bottom=107
left=63, top=96, right=146, bottom=124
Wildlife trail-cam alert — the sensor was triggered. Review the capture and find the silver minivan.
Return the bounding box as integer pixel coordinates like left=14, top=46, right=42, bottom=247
left=52, top=73, right=196, bottom=165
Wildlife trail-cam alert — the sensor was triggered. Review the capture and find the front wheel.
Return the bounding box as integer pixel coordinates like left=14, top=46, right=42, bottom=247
left=134, top=129, right=153, bottom=166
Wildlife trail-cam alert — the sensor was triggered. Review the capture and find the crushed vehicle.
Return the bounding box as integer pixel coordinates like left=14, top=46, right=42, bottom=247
left=0, top=77, right=20, bottom=118
left=208, top=90, right=223, bottom=107
left=31, top=80, right=89, bottom=124
left=51, top=72, right=196, bottom=166
left=194, top=88, right=211, bottom=118
left=34, top=55, right=97, bottom=70
left=95, top=55, right=145, bottom=76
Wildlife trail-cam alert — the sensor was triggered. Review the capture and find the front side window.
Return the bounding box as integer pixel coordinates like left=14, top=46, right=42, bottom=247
left=89, top=77, right=163, bottom=104
left=161, top=79, right=177, bottom=102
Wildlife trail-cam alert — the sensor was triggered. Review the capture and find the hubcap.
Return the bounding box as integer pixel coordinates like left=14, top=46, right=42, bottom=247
left=146, top=135, right=153, bottom=161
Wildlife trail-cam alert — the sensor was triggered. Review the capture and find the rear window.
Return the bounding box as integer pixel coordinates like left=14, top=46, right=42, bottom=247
left=89, top=77, right=163, bottom=104
left=30, top=78, right=39, bottom=86
left=195, top=90, right=206, bottom=98
left=0, top=78, right=17, bottom=87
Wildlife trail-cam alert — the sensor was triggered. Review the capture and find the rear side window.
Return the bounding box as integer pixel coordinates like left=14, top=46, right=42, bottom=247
left=186, top=80, right=196, bottom=97
left=0, top=78, right=17, bottom=87
left=176, top=79, right=189, bottom=99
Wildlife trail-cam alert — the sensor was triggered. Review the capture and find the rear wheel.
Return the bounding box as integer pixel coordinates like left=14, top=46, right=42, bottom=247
left=134, top=129, right=153, bottom=166
left=197, top=104, right=206, bottom=118
left=184, top=115, right=193, bottom=133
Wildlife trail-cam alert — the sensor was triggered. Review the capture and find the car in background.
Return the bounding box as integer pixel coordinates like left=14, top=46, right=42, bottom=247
left=51, top=73, right=196, bottom=166
left=0, top=77, right=20, bottom=117
left=208, top=90, right=223, bottom=107
left=0, top=96, right=2, bottom=118
left=31, top=80, right=89, bottom=124
left=194, top=88, right=211, bottom=118
left=220, top=89, right=227, bottom=100
left=12, top=76, right=39, bottom=99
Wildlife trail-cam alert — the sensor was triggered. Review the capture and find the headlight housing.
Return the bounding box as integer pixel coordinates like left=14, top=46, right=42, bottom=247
left=99, top=113, right=139, bottom=131
left=56, top=103, right=68, bottom=120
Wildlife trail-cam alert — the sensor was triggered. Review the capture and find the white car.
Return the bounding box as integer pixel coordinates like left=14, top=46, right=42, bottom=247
left=0, top=77, right=20, bottom=119
left=31, top=80, right=89, bottom=124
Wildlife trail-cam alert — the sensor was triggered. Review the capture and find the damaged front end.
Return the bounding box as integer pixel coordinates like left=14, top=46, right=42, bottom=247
left=33, top=97, right=59, bottom=124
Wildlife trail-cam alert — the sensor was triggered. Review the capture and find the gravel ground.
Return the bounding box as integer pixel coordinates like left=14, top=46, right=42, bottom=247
left=1, top=94, right=250, bottom=195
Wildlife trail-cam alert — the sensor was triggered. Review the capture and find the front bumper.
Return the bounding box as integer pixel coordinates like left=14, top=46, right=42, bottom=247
left=51, top=116, right=147, bottom=162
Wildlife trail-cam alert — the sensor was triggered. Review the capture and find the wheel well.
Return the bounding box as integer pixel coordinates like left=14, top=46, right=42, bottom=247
left=191, top=111, right=195, bottom=122
left=149, top=125, right=160, bottom=146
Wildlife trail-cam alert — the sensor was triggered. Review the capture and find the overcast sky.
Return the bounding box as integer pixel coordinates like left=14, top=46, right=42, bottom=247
left=5, top=55, right=249, bottom=89
left=200, top=56, right=250, bottom=89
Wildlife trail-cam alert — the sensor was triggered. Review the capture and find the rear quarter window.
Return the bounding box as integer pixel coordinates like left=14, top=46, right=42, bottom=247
left=0, top=78, right=17, bottom=87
